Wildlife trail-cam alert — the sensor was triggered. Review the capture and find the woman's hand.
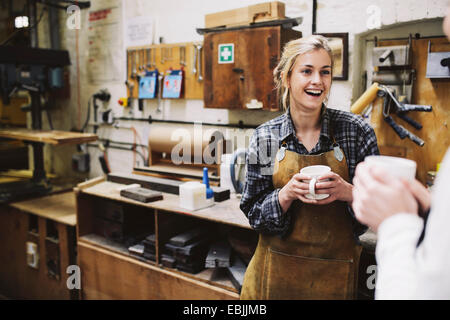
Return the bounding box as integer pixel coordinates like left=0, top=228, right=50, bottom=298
left=310, top=171, right=354, bottom=205
left=278, top=171, right=353, bottom=210
left=278, top=173, right=315, bottom=212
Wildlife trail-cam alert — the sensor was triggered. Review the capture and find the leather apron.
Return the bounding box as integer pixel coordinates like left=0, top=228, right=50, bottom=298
left=241, top=138, right=362, bottom=300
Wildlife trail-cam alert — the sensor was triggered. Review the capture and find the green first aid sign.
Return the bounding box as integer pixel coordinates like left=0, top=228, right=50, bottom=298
left=218, top=43, right=234, bottom=64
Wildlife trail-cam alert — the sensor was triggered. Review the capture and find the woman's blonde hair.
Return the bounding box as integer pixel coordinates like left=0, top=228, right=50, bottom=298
left=273, top=35, right=333, bottom=111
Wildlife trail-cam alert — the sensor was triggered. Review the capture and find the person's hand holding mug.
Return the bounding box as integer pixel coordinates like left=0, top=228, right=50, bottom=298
left=404, top=178, right=432, bottom=218
left=278, top=165, right=331, bottom=210
left=352, top=156, right=420, bottom=232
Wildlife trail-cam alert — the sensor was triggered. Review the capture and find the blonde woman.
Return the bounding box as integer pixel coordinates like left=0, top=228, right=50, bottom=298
left=240, top=35, right=379, bottom=300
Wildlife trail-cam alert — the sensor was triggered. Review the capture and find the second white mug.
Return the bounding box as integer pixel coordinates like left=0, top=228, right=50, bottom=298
left=364, top=155, right=417, bottom=180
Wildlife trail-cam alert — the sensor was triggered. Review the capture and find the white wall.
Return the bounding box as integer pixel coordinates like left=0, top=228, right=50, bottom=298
left=40, top=0, right=447, bottom=179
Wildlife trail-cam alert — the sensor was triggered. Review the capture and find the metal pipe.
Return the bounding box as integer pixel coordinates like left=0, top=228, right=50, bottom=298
left=48, top=5, right=60, bottom=49
left=112, top=116, right=258, bottom=129
left=312, top=0, right=317, bottom=34
left=366, top=35, right=446, bottom=42
left=27, top=0, right=38, bottom=48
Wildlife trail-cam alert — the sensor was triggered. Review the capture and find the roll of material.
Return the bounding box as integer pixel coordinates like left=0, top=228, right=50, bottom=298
left=350, top=82, right=379, bottom=114
left=372, top=71, right=413, bottom=85
left=148, top=124, right=224, bottom=162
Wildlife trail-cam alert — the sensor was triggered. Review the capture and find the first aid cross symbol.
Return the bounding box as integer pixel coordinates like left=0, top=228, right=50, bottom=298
left=221, top=48, right=231, bottom=60
left=219, top=44, right=234, bottom=64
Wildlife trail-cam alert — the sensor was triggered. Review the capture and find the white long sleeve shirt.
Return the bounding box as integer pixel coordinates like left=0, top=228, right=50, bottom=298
left=375, top=148, right=450, bottom=299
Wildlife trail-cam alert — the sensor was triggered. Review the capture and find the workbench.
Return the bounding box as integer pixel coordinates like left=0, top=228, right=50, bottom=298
left=75, top=176, right=254, bottom=300
left=75, top=176, right=377, bottom=300
left=0, top=191, right=78, bottom=299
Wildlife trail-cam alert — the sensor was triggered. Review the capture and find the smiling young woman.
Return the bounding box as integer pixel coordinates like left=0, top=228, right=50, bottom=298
left=239, top=35, right=380, bottom=300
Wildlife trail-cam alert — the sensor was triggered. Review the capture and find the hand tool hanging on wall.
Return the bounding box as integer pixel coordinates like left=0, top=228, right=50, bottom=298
left=192, top=44, right=198, bottom=75
left=137, top=47, right=159, bottom=109
left=179, top=46, right=187, bottom=67
left=131, top=50, right=138, bottom=79
left=196, top=44, right=203, bottom=82
left=379, top=85, right=431, bottom=147
left=156, top=73, right=163, bottom=113
left=140, top=49, right=146, bottom=74
left=371, top=35, right=416, bottom=104
left=146, top=48, right=152, bottom=71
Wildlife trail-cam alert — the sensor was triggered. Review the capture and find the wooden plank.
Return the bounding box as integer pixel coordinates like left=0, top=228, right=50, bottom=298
left=0, top=129, right=97, bottom=145
left=58, top=224, right=70, bottom=289
left=0, top=169, right=56, bottom=179
left=9, top=191, right=76, bottom=226
left=74, top=176, right=105, bottom=192
left=371, top=37, right=450, bottom=184
left=135, top=163, right=220, bottom=181
left=78, top=240, right=239, bottom=299
left=205, top=2, right=285, bottom=29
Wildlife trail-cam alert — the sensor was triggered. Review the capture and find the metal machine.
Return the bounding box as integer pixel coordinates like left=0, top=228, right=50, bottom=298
left=0, top=46, right=70, bottom=202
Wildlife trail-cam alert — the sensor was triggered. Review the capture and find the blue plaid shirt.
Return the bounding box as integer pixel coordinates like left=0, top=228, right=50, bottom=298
left=240, top=107, right=379, bottom=238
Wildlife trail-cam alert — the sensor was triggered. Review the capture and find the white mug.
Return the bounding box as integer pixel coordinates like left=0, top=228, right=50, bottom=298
left=364, top=155, right=416, bottom=180
left=299, top=165, right=331, bottom=200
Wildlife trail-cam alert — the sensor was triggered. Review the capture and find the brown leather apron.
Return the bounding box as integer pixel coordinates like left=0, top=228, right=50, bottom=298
left=241, top=141, right=362, bottom=300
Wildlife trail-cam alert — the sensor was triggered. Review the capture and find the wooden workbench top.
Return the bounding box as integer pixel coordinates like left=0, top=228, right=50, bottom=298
left=9, top=191, right=76, bottom=226
left=0, top=128, right=97, bottom=145
left=77, top=178, right=251, bottom=230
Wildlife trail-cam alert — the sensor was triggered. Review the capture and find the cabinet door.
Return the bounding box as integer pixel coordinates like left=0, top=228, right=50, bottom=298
left=237, top=27, right=281, bottom=111
left=204, top=26, right=300, bottom=111
left=204, top=31, right=241, bottom=109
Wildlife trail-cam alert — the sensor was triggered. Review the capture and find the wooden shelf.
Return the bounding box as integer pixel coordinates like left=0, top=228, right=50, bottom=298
left=0, top=129, right=97, bottom=145
left=9, top=191, right=76, bottom=226
left=78, top=179, right=251, bottom=230
left=77, top=239, right=239, bottom=299
left=79, top=233, right=238, bottom=294
left=75, top=176, right=254, bottom=299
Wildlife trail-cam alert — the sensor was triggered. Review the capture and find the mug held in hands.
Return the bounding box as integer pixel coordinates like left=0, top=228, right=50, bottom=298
left=364, top=155, right=417, bottom=180
left=299, top=165, right=331, bottom=200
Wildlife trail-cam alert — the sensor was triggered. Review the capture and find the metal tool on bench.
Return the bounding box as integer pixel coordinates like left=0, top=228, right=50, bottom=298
left=379, top=85, right=431, bottom=147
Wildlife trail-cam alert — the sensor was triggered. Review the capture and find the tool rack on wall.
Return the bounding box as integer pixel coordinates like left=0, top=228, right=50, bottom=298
left=126, top=42, right=204, bottom=101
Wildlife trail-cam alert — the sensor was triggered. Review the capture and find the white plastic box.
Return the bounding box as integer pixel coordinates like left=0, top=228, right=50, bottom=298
left=179, top=181, right=214, bottom=211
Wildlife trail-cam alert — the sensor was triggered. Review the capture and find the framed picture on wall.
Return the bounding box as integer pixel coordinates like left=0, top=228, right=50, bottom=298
left=315, top=33, right=349, bottom=80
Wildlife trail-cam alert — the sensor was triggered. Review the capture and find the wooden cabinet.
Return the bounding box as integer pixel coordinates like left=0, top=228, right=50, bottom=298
left=204, top=26, right=301, bottom=110
left=0, top=191, right=78, bottom=300
left=75, top=177, right=257, bottom=300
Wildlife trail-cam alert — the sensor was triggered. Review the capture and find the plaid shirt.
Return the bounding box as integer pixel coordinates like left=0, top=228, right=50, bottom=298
left=240, top=107, right=379, bottom=238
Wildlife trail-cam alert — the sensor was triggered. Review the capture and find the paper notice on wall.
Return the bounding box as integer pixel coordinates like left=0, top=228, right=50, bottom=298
left=124, top=15, right=154, bottom=48
left=87, top=0, right=122, bottom=84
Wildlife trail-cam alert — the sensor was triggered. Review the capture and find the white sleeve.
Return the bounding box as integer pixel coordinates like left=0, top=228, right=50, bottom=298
left=375, top=148, right=450, bottom=300
left=375, top=213, right=423, bottom=299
